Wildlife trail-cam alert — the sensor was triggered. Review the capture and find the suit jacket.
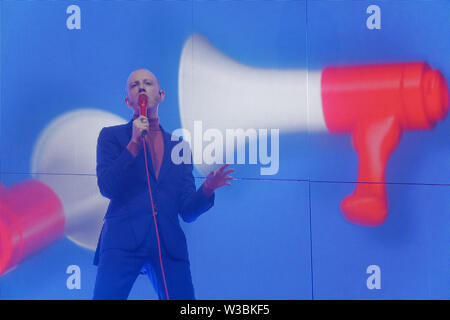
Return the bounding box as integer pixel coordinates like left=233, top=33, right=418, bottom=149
left=93, top=120, right=215, bottom=265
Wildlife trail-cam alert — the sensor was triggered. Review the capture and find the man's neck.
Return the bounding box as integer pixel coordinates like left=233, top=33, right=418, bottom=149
left=146, top=105, right=159, bottom=120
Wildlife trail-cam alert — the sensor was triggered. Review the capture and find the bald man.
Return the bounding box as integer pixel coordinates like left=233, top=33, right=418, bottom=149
left=93, top=69, right=233, bottom=300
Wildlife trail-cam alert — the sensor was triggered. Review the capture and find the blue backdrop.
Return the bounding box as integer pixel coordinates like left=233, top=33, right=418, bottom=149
left=0, top=0, right=448, bottom=299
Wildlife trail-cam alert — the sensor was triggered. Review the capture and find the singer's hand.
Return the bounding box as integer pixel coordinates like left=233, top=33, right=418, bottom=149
left=131, top=116, right=149, bottom=143
left=204, top=164, right=234, bottom=194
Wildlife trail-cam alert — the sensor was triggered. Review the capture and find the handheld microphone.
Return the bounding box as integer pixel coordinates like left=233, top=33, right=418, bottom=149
left=138, top=94, right=148, bottom=137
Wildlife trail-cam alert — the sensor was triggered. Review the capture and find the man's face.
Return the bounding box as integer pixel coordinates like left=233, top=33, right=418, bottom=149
left=126, top=69, right=163, bottom=114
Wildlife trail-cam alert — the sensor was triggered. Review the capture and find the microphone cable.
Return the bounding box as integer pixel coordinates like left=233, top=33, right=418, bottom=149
left=142, top=136, right=170, bottom=300
left=139, top=93, right=170, bottom=300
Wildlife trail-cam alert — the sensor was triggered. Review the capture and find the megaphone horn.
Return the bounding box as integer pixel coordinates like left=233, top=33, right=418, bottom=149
left=178, top=33, right=449, bottom=226
left=178, top=34, right=326, bottom=134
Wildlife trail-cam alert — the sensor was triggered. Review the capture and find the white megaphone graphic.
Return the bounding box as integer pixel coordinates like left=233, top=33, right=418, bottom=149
left=178, top=34, right=326, bottom=177
left=0, top=109, right=126, bottom=275
left=178, top=34, right=448, bottom=226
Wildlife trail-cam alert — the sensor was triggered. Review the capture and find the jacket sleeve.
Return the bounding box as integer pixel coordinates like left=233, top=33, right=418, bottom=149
left=178, top=152, right=215, bottom=223
left=96, top=127, right=138, bottom=199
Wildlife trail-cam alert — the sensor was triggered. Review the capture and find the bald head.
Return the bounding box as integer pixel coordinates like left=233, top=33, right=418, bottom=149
left=126, top=69, right=160, bottom=93
left=125, top=68, right=165, bottom=118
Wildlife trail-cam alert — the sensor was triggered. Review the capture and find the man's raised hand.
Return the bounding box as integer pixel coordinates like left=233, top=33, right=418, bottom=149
left=204, top=164, right=234, bottom=191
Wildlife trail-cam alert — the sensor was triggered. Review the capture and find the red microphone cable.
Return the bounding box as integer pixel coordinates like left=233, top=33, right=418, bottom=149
left=139, top=94, right=170, bottom=300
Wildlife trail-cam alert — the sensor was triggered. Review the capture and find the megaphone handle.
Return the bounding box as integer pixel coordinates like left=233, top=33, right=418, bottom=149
left=340, top=115, right=402, bottom=226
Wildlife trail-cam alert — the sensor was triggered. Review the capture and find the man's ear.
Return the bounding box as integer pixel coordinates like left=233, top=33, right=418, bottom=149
left=125, top=97, right=129, bottom=106
left=159, top=90, right=166, bottom=102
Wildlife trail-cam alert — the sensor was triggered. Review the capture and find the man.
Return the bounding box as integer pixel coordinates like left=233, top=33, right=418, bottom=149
left=93, top=68, right=233, bottom=300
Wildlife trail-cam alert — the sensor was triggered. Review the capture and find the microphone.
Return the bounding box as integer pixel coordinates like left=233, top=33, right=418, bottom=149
left=138, top=94, right=148, bottom=137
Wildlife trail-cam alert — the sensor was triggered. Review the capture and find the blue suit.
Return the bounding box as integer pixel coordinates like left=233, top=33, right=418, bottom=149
left=93, top=120, right=215, bottom=300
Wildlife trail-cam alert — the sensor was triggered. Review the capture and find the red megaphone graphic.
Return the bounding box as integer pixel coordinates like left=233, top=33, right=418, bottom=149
left=321, top=62, right=448, bottom=225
